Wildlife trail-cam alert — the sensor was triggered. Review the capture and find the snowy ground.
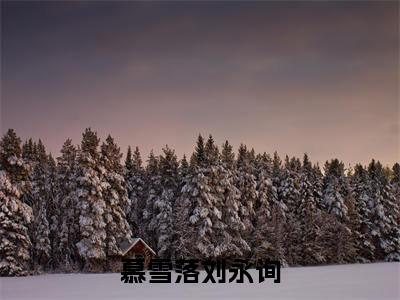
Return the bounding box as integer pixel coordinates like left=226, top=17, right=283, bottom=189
left=1, top=262, right=399, bottom=300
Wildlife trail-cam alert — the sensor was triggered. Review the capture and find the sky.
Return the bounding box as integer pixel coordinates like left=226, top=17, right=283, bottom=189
left=1, top=1, right=399, bottom=166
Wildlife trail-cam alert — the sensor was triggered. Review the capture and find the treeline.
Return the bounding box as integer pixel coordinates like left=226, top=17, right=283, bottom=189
left=0, top=128, right=399, bottom=276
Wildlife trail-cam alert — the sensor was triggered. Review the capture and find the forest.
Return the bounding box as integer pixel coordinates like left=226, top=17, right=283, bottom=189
left=0, top=128, right=399, bottom=276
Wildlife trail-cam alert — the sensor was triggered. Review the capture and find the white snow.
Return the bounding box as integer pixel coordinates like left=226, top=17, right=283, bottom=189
left=1, top=262, right=399, bottom=300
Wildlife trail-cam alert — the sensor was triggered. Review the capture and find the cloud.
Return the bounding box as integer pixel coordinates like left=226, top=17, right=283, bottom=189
left=1, top=1, right=398, bottom=165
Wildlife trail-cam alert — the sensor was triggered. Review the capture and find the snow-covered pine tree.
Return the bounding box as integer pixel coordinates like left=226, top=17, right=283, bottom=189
left=152, top=146, right=179, bottom=258
left=56, top=139, right=79, bottom=271
left=271, top=151, right=288, bottom=214
left=275, top=156, right=302, bottom=265
left=350, top=164, right=375, bottom=262
left=175, top=135, right=220, bottom=260
left=125, top=146, right=146, bottom=236
left=0, top=171, right=33, bottom=276
left=345, top=192, right=366, bottom=264
left=172, top=155, right=190, bottom=258
left=220, top=141, right=235, bottom=171
left=75, top=128, right=107, bottom=271
left=30, top=140, right=51, bottom=271
left=217, top=141, right=250, bottom=260
left=22, top=139, right=35, bottom=165
left=33, top=198, right=51, bottom=270
left=236, top=144, right=257, bottom=245
left=253, top=152, right=273, bottom=229
left=125, top=146, right=134, bottom=223
left=247, top=148, right=256, bottom=169
left=255, top=152, right=273, bottom=177
left=252, top=152, right=275, bottom=262
left=320, top=159, right=357, bottom=263
left=367, top=160, right=400, bottom=261
left=0, top=129, right=29, bottom=186
left=299, top=154, right=319, bottom=216
left=278, top=156, right=301, bottom=214
left=392, top=162, right=400, bottom=194
left=189, top=134, right=206, bottom=168
left=254, top=204, right=288, bottom=266
left=272, top=151, right=282, bottom=185
left=0, top=129, right=33, bottom=276
left=46, top=154, right=59, bottom=268
left=315, top=210, right=355, bottom=265
left=392, top=163, right=400, bottom=223
left=21, top=139, right=36, bottom=211
left=312, top=163, right=324, bottom=209
left=295, top=154, right=326, bottom=265
left=142, top=151, right=162, bottom=250
left=322, top=159, right=350, bottom=221
left=179, top=155, right=190, bottom=182
left=250, top=151, right=288, bottom=265
left=100, top=135, right=132, bottom=262
left=187, top=135, right=235, bottom=259
left=204, top=135, right=219, bottom=166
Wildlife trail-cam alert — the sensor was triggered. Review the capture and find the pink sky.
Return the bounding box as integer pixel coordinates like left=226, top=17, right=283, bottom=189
left=1, top=1, right=399, bottom=166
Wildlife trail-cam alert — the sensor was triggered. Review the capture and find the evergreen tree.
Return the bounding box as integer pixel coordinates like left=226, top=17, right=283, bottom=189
left=125, top=146, right=145, bottom=236
left=154, top=146, right=179, bottom=257
left=236, top=144, right=257, bottom=244
left=142, top=151, right=162, bottom=250
left=275, top=156, right=302, bottom=265
left=75, top=128, right=107, bottom=271
left=3, top=129, right=400, bottom=271
left=179, top=155, right=190, bottom=181
left=322, top=159, right=350, bottom=221
left=251, top=151, right=288, bottom=265
left=391, top=163, right=400, bottom=223
left=0, top=130, right=32, bottom=276
left=22, top=139, right=35, bottom=164
left=33, top=198, right=51, bottom=270
left=312, top=163, right=324, bottom=209
left=21, top=139, right=36, bottom=209
left=46, top=154, right=59, bottom=268
left=205, top=135, right=219, bottom=166
left=278, top=156, right=301, bottom=213
left=100, top=135, right=133, bottom=261
left=253, top=205, right=288, bottom=266
left=316, top=211, right=355, bottom=264
left=217, top=141, right=250, bottom=260
left=0, top=171, right=33, bottom=276
left=30, top=140, right=51, bottom=271
left=368, top=160, right=400, bottom=261
left=189, top=134, right=206, bottom=168
left=253, top=153, right=273, bottom=224
left=176, top=135, right=220, bottom=259
left=172, top=155, right=190, bottom=257
left=345, top=192, right=367, bottom=263
left=299, top=154, right=318, bottom=216
left=56, top=139, right=79, bottom=271
left=271, top=151, right=287, bottom=213
left=252, top=153, right=275, bottom=262
left=0, top=129, right=30, bottom=190
left=351, top=164, right=375, bottom=262
left=295, top=154, right=326, bottom=265
left=221, top=141, right=235, bottom=170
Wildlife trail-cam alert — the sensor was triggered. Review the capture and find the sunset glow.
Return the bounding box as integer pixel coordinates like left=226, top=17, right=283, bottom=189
left=1, top=1, right=399, bottom=165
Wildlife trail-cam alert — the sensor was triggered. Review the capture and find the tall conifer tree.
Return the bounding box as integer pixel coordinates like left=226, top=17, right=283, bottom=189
left=75, top=128, right=107, bottom=271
